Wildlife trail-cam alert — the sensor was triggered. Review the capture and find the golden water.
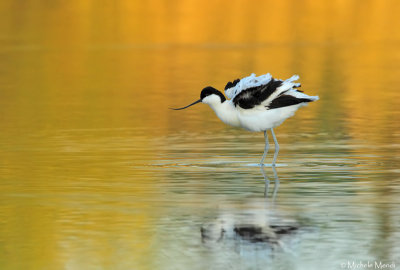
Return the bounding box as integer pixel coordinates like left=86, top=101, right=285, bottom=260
left=1, top=1, right=400, bottom=269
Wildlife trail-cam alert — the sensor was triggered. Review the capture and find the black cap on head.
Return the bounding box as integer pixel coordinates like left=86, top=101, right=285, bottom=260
left=170, top=86, right=226, bottom=110
left=201, top=86, right=226, bottom=102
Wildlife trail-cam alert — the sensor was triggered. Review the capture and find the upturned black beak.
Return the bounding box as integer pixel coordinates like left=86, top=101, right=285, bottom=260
left=170, top=99, right=202, bottom=110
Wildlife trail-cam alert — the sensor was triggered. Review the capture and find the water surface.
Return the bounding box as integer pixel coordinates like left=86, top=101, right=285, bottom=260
left=1, top=1, right=400, bottom=269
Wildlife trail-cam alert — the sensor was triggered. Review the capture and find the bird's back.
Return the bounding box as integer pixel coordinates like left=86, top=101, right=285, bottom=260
left=223, top=73, right=318, bottom=131
left=224, top=73, right=316, bottom=110
left=224, top=73, right=274, bottom=100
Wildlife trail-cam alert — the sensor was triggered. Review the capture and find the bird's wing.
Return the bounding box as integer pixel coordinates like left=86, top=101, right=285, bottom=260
left=230, top=74, right=312, bottom=110
left=259, top=74, right=302, bottom=108
left=262, top=75, right=320, bottom=109
left=266, top=90, right=319, bottom=109
left=232, top=78, right=283, bottom=110
left=224, top=73, right=273, bottom=100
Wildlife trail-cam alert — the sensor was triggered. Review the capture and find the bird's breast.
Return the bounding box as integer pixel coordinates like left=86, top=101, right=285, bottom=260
left=210, top=101, right=241, bottom=128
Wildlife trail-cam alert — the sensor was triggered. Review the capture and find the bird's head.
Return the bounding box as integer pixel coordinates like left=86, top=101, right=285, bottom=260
left=170, top=86, right=226, bottom=110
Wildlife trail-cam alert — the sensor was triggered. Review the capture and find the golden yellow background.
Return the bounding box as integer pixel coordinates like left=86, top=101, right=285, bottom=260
left=0, top=1, right=399, bottom=269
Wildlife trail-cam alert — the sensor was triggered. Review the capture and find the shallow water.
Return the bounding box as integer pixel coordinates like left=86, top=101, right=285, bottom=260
left=1, top=1, right=400, bottom=269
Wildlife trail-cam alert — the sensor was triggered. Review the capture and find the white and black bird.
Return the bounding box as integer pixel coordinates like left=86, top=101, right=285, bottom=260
left=171, top=73, right=319, bottom=166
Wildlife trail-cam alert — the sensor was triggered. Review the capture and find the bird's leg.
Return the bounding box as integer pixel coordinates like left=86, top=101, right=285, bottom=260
left=260, top=130, right=269, bottom=166
left=271, top=128, right=279, bottom=166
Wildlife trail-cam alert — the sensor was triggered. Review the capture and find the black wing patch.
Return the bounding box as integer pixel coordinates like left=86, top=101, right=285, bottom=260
left=224, top=78, right=240, bottom=90
left=268, top=94, right=313, bottom=109
left=293, top=84, right=303, bottom=92
left=232, top=79, right=283, bottom=109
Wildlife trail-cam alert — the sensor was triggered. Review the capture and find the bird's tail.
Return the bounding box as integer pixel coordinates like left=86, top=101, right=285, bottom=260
left=308, top=95, right=319, bottom=101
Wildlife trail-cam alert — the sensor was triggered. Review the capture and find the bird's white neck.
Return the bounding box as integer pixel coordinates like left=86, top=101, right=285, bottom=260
left=207, top=100, right=240, bottom=128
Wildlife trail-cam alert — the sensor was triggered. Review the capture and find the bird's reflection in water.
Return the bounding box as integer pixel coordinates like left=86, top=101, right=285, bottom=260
left=261, top=165, right=280, bottom=200
left=201, top=167, right=300, bottom=254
